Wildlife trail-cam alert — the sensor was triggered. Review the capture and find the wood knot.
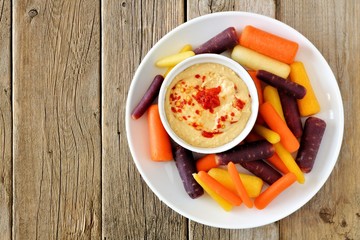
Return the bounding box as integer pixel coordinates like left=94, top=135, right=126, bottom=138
left=319, top=207, right=335, bottom=224
left=28, top=9, right=38, bottom=18
left=122, top=2, right=126, bottom=7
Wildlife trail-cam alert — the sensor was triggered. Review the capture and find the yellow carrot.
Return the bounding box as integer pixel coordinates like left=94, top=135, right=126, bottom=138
left=231, top=45, right=291, bottom=79
left=253, top=124, right=280, bottom=144
left=274, top=143, right=305, bottom=184
left=208, top=168, right=263, bottom=198
left=164, top=44, right=193, bottom=77
left=289, top=62, right=320, bottom=116
left=156, top=51, right=195, bottom=67
left=263, top=85, right=285, bottom=121
left=193, top=173, right=233, bottom=211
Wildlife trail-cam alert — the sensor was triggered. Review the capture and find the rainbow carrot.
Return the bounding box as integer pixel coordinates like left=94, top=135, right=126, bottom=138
left=253, top=124, right=280, bottom=144
left=228, top=162, right=253, bottom=208
left=147, top=105, right=173, bottom=161
left=263, top=85, right=285, bottom=121
left=289, top=62, right=321, bottom=116
left=198, top=171, right=242, bottom=206
left=164, top=44, right=193, bottom=77
left=196, top=154, right=218, bottom=172
left=248, top=70, right=264, bottom=105
left=274, top=143, right=305, bottom=184
left=259, top=102, right=300, bottom=153
left=155, top=51, right=195, bottom=67
left=231, top=45, right=291, bottom=79
left=254, top=172, right=297, bottom=209
left=266, top=153, right=289, bottom=174
left=208, top=168, right=263, bottom=198
left=193, top=173, right=233, bottom=211
left=240, top=25, right=299, bottom=64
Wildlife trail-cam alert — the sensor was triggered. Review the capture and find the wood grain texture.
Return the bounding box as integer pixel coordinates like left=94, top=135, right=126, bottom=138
left=13, top=1, right=101, bottom=239
left=187, top=0, right=278, bottom=238
left=101, top=0, right=187, bottom=239
left=277, top=1, right=360, bottom=239
left=0, top=0, right=12, bottom=239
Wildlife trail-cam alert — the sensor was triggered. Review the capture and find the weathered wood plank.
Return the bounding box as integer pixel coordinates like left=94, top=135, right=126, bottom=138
left=102, top=0, right=187, bottom=239
left=13, top=1, right=101, bottom=239
left=277, top=0, right=360, bottom=239
left=187, top=0, right=278, bottom=238
left=0, top=0, right=12, bottom=239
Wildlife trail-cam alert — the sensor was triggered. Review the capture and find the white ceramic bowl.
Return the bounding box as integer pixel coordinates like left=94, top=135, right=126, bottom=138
left=125, top=12, right=344, bottom=229
left=158, top=54, right=259, bottom=154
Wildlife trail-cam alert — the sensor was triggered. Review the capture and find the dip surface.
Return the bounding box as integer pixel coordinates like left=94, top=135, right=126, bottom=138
left=165, top=62, right=252, bottom=148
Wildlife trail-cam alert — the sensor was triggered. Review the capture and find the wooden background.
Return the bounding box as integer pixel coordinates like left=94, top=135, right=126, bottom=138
left=0, top=0, right=359, bottom=239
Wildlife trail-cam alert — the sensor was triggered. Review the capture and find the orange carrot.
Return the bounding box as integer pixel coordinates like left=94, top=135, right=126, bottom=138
left=248, top=70, right=264, bottom=105
left=198, top=171, right=242, bottom=206
left=196, top=154, right=218, bottom=172
left=228, top=162, right=253, bottom=208
left=147, top=104, right=173, bottom=161
left=254, top=172, right=297, bottom=209
left=259, top=102, right=300, bottom=153
left=266, top=153, right=289, bottom=174
left=240, top=25, right=299, bottom=64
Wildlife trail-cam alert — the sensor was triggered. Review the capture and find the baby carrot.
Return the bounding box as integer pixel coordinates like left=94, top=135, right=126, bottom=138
left=155, top=51, right=195, bottom=67
left=263, top=85, right=285, bottom=121
left=164, top=44, right=193, bottom=77
left=208, top=168, right=263, bottom=198
left=254, top=172, right=297, bottom=210
left=196, top=154, right=218, bottom=172
left=231, top=45, right=291, bottom=79
left=193, top=173, right=233, bottom=211
left=248, top=70, right=264, bottom=105
left=147, top=104, right=173, bottom=161
left=274, top=143, right=305, bottom=184
left=253, top=124, right=280, bottom=144
left=259, top=102, right=300, bottom=153
left=266, top=153, right=289, bottom=174
left=228, top=162, right=253, bottom=208
left=289, top=62, right=321, bottom=116
left=240, top=25, right=299, bottom=64
left=198, top=171, right=242, bottom=206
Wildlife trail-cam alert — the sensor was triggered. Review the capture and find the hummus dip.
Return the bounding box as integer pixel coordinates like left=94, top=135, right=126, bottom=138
left=165, top=62, right=252, bottom=148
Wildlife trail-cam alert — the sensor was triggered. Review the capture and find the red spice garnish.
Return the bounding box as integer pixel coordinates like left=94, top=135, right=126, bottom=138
left=191, top=122, right=199, bottom=128
left=171, top=107, right=177, bottom=113
left=202, top=76, right=206, bottom=82
left=193, top=86, right=221, bottom=112
left=195, top=110, right=200, bottom=115
left=182, top=116, right=187, bottom=120
left=234, top=97, right=246, bottom=110
left=201, top=130, right=222, bottom=138
left=195, top=74, right=200, bottom=78
left=230, top=112, right=235, bottom=117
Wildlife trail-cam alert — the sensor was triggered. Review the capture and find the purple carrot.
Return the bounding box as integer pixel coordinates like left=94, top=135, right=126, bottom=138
left=131, top=75, right=164, bottom=119
left=215, top=140, right=275, bottom=165
left=240, top=160, right=282, bottom=185
left=296, top=117, right=326, bottom=173
left=193, top=27, right=238, bottom=54
left=278, top=90, right=303, bottom=138
left=174, top=145, right=204, bottom=199
left=257, top=70, right=306, bottom=99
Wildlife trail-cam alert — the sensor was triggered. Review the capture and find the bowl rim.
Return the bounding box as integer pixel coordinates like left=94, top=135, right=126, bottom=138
left=158, top=53, right=259, bottom=154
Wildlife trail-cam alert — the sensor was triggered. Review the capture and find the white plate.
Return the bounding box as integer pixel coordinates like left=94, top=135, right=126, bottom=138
left=125, top=12, right=344, bottom=229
